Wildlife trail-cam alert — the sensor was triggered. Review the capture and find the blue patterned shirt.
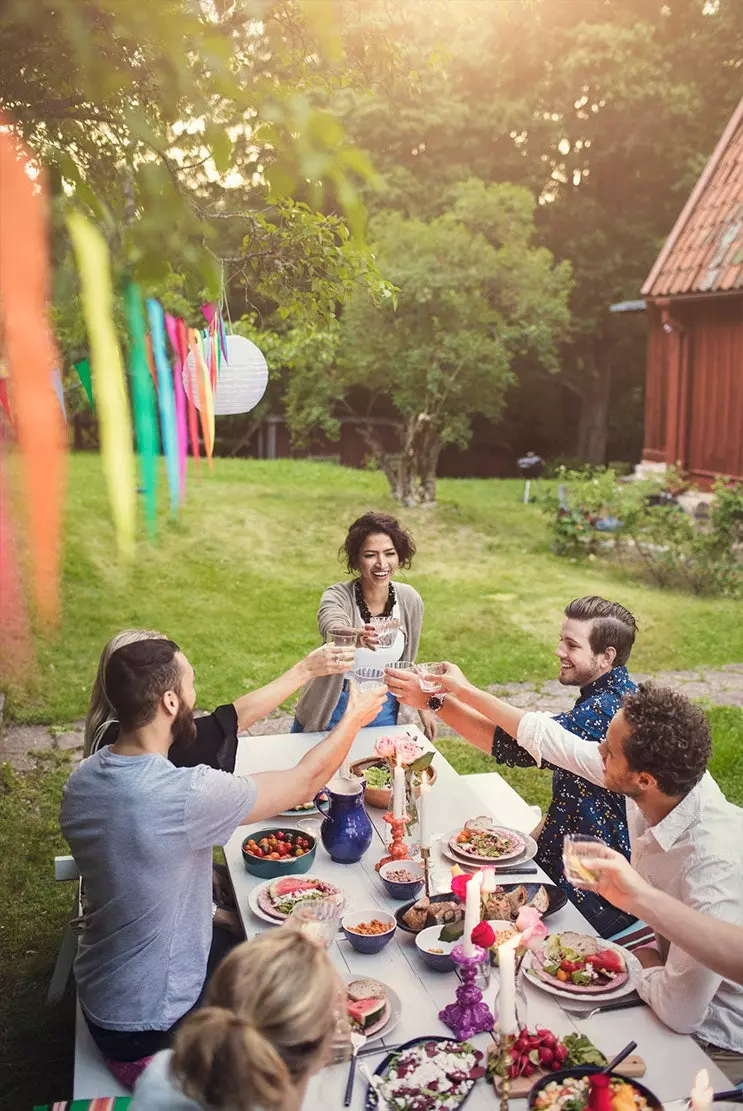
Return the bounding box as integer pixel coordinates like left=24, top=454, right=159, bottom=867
left=491, top=666, right=635, bottom=930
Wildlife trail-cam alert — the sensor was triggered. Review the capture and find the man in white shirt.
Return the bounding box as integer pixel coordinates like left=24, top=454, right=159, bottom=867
left=61, top=636, right=385, bottom=1073
left=434, top=666, right=743, bottom=1077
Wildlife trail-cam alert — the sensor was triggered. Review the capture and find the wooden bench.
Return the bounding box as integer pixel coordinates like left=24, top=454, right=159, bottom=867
left=52, top=855, right=129, bottom=1100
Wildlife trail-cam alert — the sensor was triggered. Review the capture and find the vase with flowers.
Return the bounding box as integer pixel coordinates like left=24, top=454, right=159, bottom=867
left=350, top=733, right=436, bottom=840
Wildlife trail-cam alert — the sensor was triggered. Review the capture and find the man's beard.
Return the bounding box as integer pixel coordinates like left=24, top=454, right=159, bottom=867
left=557, top=659, right=603, bottom=688
left=171, top=700, right=197, bottom=747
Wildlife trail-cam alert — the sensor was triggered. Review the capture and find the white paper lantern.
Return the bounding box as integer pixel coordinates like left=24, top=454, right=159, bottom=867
left=183, top=334, right=268, bottom=415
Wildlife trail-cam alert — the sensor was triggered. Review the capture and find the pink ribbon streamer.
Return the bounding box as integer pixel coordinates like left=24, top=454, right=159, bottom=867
left=165, top=312, right=188, bottom=498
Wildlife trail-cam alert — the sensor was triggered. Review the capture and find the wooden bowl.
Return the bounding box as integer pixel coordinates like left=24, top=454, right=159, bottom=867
left=349, top=758, right=438, bottom=810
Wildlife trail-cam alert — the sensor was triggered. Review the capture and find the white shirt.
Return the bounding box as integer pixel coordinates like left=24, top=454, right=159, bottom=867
left=349, top=597, right=405, bottom=674
left=131, top=1050, right=200, bottom=1110
left=517, top=711, right=743, bottom=1053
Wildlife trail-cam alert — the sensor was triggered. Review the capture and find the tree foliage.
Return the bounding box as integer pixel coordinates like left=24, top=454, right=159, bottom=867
left=284, top=180, right=572, bottom=504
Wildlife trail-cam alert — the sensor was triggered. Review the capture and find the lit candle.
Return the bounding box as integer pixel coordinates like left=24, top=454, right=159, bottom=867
left=690, top=1070, right=713, bottom=1111
left=497, top=933, right=520, bottom=1035
left=463, top=872, right=482, bottom=958
left=481, top=866, right=496, bottom=893
left=392, top=756, right=406, bottom=820
left=419, top=776, right=432, bottom=849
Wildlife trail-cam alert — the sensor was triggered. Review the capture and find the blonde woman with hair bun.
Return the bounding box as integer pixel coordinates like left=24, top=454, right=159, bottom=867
left=130, top=931, right=340, bottom=1111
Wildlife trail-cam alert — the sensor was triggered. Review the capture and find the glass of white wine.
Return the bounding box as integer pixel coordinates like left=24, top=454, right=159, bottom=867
left=563, top=834, right=606, bottom=887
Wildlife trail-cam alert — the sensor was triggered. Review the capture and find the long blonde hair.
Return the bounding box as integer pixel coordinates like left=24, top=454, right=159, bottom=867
left=83, top=629, right=165, bottom=757
left=171, top=932, right=339, bottom=1111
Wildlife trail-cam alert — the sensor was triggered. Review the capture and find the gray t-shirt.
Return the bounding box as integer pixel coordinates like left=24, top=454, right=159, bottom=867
left=60, top=747, right=256, bottom=1031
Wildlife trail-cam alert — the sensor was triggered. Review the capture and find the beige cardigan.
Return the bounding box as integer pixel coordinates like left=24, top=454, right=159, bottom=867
left=293, top=580, right=424, bottom=732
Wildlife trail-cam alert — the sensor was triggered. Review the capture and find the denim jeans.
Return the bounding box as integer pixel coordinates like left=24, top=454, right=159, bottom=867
left=291, top=682, right=399, bottom=733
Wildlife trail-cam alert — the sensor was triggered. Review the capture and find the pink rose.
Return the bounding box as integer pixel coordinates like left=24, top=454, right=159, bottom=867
left=396, top=738, right=423, bottom=765
left=516, top=905, right=548, bottom=949
left=373, top=736, right=397, bottom=760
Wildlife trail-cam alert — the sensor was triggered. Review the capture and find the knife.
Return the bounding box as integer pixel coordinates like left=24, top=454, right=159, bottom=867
left=494, top=863, right=539, bottom=875
left=561, top=995, right=646, bottom=1018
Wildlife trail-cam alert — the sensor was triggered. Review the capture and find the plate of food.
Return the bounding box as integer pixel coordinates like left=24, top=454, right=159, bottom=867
left=396, top=892, right=464, bottom=934
left=365, top=1036, right=486, bottom=1111
left=279, top=791, right=327, bottom=819
left=247, top=875, right=345, bottom=925
left=396, top=882, right=565, bottom=936
left=448, top=818, right=527, bottom=863
left=346, top=977, right=401, bottom=1042
left=438, top=832, right=539, bottom=872
left=524, top=932, right=642, bottom=999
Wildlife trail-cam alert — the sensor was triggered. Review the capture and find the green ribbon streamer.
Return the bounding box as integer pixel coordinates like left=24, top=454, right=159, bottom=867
left=124, top=282, right=160, bottom=539
left=73, top=357, right=94, bottom=410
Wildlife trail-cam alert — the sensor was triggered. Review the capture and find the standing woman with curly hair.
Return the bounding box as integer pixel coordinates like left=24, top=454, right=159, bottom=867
left=292, top=512, right=437, bottom=741
left=130, top=931, right=340, bottom=1111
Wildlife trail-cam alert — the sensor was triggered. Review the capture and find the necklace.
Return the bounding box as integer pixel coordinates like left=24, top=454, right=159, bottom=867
left=354, top=578, right=396, bottom=623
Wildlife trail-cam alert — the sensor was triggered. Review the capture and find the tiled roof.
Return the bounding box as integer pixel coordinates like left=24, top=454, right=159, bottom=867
left=642, top=96, right=743, bottom=298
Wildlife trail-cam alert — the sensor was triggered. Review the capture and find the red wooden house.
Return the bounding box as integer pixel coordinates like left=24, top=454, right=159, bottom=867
left=640, top=96, right=743, bottom=486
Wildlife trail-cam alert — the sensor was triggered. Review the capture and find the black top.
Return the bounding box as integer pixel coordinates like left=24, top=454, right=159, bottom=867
left=96, top=703, right=239, bottom=773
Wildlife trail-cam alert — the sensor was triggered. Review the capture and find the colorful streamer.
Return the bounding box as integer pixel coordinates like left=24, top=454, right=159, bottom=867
left=51, top=369, right=66, bottom=422
left=67, top=210, right=137, bottom=560
left=0, top=379, right=12, bottom=425
left=147, top=299, right=180, bottom=512
left=176, top=317, right=200, bottom=468
left=124, top=283, right=160, bottom=539
left=73, top=357, right=95, bottom=410
left=0, top=122, right=66, bottom=622
left=187, top=328, right=215, bottom=467
left=165, top=312, right=188, bottom=497
left=0, top=458, right=33, bottom=674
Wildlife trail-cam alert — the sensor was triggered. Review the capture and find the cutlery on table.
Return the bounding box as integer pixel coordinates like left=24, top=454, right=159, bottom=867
left=344, top=1031, right=366, bottom=1106
left=360, top=1062, right=387, bottom=1110
left=602, top=1041, right=637, bottom=1073
left=559, top=993, right=646, bottom=1019
left=664, top=1090, right=743, bottom=1111
left=359, top=1041, right=403, bottom=1059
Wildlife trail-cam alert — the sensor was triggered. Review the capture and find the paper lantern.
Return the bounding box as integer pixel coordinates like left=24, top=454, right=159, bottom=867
left=184, top=334, right=268, bottom=415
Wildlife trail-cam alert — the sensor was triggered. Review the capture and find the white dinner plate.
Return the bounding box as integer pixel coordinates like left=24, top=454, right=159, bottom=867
left=438, top=831, right=538, bottom=872
left=521, top=941, right=642, bottom=1003
left=345, top=978, right=402, bottom=1043
left=247, top=877, right=346, bottom=926
left=447, top=824, right=527, bottom=864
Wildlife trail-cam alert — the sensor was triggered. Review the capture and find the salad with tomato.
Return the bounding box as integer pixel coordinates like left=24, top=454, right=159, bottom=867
left=538, top=933, right=627, bottom=989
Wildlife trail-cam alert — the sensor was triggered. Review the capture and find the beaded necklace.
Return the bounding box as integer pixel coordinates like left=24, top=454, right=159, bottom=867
left=354, top=578, right=396, bottom=623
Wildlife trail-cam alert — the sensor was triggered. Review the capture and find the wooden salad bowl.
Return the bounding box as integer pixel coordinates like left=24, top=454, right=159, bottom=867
left=349, top=757, right=438, bottom=810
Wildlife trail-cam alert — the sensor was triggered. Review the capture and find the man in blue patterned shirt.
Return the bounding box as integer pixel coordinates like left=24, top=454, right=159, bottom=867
left=387, top=596, right=638, bottom=937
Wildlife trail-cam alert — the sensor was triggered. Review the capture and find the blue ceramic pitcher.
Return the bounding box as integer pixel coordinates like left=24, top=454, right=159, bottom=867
left=316, top=777, right=373, bottom=864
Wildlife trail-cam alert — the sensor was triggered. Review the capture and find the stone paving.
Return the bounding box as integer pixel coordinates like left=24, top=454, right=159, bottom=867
left=1, top=664, right=741, bottom=772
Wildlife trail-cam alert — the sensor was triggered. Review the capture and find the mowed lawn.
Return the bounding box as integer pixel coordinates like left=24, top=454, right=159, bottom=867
left=1, top=454, right=742, bottom=1109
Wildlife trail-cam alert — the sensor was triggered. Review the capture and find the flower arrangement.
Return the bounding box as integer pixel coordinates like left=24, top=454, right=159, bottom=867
left=365, top=733, right=434, bottom=832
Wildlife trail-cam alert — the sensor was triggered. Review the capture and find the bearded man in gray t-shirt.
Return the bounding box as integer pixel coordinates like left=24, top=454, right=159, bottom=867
left=61, top=637, right=384, bottom=1068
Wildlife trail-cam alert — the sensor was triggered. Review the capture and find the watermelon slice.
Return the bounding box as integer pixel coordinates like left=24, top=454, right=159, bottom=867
left=347, top=996, right=386, bottom=1031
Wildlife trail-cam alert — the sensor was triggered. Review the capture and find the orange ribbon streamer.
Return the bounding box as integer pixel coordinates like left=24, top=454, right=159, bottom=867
left=0, top=122, right=66, bottom=623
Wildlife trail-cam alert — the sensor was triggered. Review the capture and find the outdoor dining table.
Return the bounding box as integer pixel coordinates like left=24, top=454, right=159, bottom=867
left=223, top=724, right=730, bottom=1111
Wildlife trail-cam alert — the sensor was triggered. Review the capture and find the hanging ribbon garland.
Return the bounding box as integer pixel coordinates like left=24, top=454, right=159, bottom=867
left=165, top=312, right=189, bottom=498
left=146, top=299, right=180, bottom=513
left=125, top=283, right=160, bottom=539
left=73, top=357, right=95, bottom=410
left=186, top=329, right=214, bottom=467
left=0, top=123, right=67, bottom=622
left=176, top=318, right=200, bottom=468
left=67, top=210, right=136, bottom=560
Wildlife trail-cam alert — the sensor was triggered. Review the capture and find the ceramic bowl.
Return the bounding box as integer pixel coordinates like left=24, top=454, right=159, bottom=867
left=528, top=1068, right=661, bottom=1111
left=379, top=860, right=425, bottom=901
left=349, top=758, right=438, bottom=810
left=241, top=827, right=316, bottom=879
left=341, top=908, right=397, bottom=954
left=414, top=925, right=457, bottom=972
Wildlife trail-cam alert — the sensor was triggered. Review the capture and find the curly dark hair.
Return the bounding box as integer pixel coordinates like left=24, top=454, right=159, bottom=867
left=621, top=683, right=711, bottom=796
left=341, top=512, right=416, bottom=573
left=564, top=596, right=638, bottom=667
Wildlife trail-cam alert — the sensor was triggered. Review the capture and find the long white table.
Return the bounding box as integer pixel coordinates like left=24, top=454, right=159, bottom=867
left=224, top=725, right=728, bottom=1110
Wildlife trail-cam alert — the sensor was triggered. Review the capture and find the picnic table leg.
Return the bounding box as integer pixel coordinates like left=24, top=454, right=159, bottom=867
left=47, top=894, right=79, bottom=1005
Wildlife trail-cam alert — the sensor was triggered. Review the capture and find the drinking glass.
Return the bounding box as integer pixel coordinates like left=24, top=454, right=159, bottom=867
left=370, top=615, right=400, bottom=647
left=287, top=898, right=342, bottom=949
left=385, top=660, right=416, bottom=673
left=352, top=666, right=386, bottom=691
left=563, top=834, right=606, bottom=887
left=326, top=626, right=357, bottom=648
left=417, top=662, right=446, bottom=693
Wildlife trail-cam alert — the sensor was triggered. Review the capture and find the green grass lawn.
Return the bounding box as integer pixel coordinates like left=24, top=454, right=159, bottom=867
left=2, top=455, right=742, bottom=1109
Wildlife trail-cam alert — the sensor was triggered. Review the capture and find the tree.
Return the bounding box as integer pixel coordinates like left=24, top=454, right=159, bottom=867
left=334, top=0, right=743, bottom=465
left=284, top=181, right=572, bottom=504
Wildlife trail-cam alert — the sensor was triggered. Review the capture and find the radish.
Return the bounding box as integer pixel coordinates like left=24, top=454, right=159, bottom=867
left=538, top=1046, right=553, bottom=1066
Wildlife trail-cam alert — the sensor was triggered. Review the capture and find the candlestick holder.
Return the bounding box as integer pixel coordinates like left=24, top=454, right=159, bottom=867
left=438, top=944, right=494, bottom=1040
left=375, top=811, right=412, bottom=871
left=498, top=1032, right=515, bottom=1111
left=420, top=846, right=431, bottom=896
